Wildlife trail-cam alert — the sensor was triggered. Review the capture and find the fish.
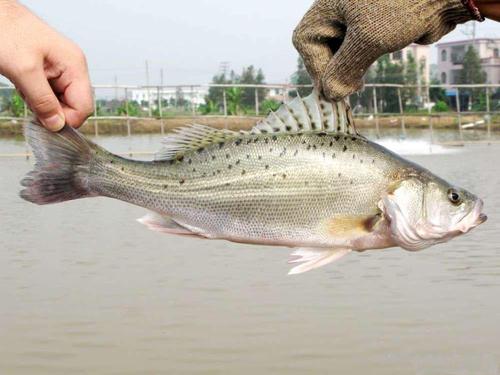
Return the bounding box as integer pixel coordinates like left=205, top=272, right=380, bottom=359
left=20, top=91, right=487, bottom=275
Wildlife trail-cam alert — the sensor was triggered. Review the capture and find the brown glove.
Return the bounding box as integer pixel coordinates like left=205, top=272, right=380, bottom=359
left=293, top=0, right=484, bottom=101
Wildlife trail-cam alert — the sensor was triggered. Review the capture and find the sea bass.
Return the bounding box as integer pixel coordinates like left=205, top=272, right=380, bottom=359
left=20, top=92, right=487, bottom=274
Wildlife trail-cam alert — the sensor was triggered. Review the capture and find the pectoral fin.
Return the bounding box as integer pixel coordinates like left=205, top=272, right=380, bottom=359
left=288, top=248, right=351, bottom=275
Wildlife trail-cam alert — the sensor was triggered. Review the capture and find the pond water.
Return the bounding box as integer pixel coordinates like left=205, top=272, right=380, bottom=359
left=1, top=130, right=499, bottom=375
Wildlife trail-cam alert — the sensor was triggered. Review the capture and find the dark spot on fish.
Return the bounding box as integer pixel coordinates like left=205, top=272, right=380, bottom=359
left=282, top=174, right=287, bottom=179
left=338, top=173, right=342, bottom=178
left=225, top=182, right=230, bottom=186
left=247, top=139, right=252, bottom=145
left=169, top=160, right=175, bottom=165
left=187, top=158, right=192, bottom=164
left=261, top=129, right=268, bottom=134
left=121, top=167, right=125, bottom=171
left=212, top=155, right=216, bottom=160
left=265, top=165, right=269, bottom=170
left=197, top=147, right=204, bottom=154
left=217, top=170, right=221, bottom=174
left=320, top=103, right=325, bottom=110
left=372, top=159, right=376, bottom=164
left=228, top=164, right=233, bottom=169
left=273, top=128, right=280, bottom=132
left=213, top=172, right=216, bottom=176
left=302, top=140, right=307, bottom=145
left=352, top=154, right=356, bottom=159
left=110, top=160, right=114, bottom=164
left=235, top=159, right=240, bottom=165
left=192, top=168, right=196, bottom=173
left=246, top=154, right=250, bottom=159
left=318, top=132, right=327, bottom=137
left=286, top=126, right=292, bottom=131
left=219, top=142, right=225, bottom=149
left=351, top=137, right=357, bottom=141
left=350, top=180, right=353, bottom=185
left=265, top=138, right=269, bottom=144
left=226, top=154, right=230, bottom=159
left=235, top=139, right=242, bottom=146
left=202, top=173, right=207, bottom=177
left=294, top=150, right=299, bottom=156
left=343, top=145, right=347, bottom=152
left=272, top=135, right=278, bottom=141
left=334, top=135, right=340, bottom=141
left=311, top=122, right=317, bottom=129
left=272, top=173, right=277, bottom=177
left=329, top=141, right=334, bottom=147
left=163, top=184, right=168, bottom=189
left=322, top=152, right=326, bottom=158
left=179, top=179, right=185, bottom=185
left=307, top=145, right=311, bottom=150
left=304, top=181, right=309, bottom=186
left=298, top=123, right=304, bottom=129
left=337, top=126, right=341, bottom=131
left=253, top=138, right=259, bottom=143
left=241, top=170, right=246, bottom=175
left=323, top=120, right=328, bottom=127
left=258, top=156, right=262, bottom=160
left=360, top=159, right=363, bottom=164
left=269, top=148, right=273, bottom=153
left=312, top=145, right=317, bottom=150
left=332, top=153, right=336, bottom=158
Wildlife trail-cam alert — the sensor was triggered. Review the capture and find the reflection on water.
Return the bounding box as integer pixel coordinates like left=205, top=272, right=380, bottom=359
left=1, top=130, right=499, bottom=375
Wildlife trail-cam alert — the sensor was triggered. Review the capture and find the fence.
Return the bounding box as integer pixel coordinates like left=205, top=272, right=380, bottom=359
left=1, top=83, right=499, bottom=142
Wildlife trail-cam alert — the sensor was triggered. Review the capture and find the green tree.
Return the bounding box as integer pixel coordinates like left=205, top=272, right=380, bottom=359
left=10, top=92, right=25, bottom=117
left=117, top=101, right=141, bottom=116
left=290, top=57, right=312, bottom=97
left=458, top=46, right=487, bottom=109
left=226, top=87, right=243, bottom=115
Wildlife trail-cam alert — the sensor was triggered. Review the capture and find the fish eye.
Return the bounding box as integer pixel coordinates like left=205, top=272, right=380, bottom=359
left=447, top=189, right=462, bottom=205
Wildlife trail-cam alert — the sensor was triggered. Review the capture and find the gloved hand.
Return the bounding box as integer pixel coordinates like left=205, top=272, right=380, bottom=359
left=293, top=0, right=483, bottom=101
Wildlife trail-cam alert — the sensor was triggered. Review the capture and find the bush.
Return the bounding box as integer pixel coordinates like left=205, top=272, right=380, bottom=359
left=433, top=100, right=449, bottom=113
left=10, top=92, right=25, bottom=117
left=260, top=99, right=280, bottom=115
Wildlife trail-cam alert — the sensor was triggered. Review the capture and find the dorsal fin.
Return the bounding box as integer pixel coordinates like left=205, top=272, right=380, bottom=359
left=155, top=124, right=238, bottom=161
left=253, top=90, right=357, bottom=136
left=155, top=91, right=359, bottom=161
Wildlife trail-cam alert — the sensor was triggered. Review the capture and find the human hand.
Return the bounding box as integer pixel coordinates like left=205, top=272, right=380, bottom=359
left=293, top=0, right=483, bottom=101
left=0, top=1, right=93, bottom=131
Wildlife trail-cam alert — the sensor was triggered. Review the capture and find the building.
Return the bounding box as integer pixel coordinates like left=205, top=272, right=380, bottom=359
left=436, top=38, right=500, bottom=84
left=130, top=86, right=208, bottom=107
left=388, top=44, right=431, bottom=84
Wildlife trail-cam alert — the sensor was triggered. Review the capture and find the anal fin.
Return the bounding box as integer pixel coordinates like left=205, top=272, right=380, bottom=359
left=138, top=212, right=198, bottom=236
left=288, top=248, right=351, bottom=275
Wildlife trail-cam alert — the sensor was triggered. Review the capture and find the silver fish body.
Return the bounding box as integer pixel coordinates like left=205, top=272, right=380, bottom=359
left=21, top=92, right=487, bottom=274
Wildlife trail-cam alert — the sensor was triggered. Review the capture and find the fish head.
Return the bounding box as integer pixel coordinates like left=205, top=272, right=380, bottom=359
left=382, top=174, right=487, bottom=251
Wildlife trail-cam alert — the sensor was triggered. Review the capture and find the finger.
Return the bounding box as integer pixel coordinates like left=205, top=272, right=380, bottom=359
left=321, top=31, right=383, bottom=101
left=14, top=66, right=65, bottom=131
left=57, top=77, right=93, bottom=128
left=292, top=0, right=346, bottom=87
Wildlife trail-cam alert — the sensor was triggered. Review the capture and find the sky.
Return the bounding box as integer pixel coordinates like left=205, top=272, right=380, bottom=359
left=1, top=0, right=499, bottom=87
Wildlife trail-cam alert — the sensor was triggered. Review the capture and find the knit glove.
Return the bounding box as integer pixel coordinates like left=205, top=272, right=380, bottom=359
left=293, top=0, right=483, bottom=101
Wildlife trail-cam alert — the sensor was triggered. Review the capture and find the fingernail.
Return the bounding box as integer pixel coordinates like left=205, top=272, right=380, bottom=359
left=41, top=114, right=65, bottom=131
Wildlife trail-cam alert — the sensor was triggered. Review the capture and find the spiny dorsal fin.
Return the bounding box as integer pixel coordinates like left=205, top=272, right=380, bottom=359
left=252, top=90, right=358, bottom=136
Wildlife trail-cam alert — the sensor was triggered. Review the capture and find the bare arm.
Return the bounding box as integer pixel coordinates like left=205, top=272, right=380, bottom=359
left=0, top=1, right=93, bottom=131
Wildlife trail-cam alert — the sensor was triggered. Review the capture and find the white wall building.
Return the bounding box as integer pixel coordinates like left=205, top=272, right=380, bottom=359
left=388, top=44, right=431, bottom=84
left=130, top=87, right=208, bottom=107
left=436, top=38, right=500, bottom=84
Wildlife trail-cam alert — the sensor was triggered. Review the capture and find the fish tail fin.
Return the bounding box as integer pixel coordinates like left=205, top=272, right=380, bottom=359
left=20, top=120, right=100, bottom=205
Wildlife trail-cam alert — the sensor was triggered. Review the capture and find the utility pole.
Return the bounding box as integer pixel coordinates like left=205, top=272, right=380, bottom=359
left=145, top=60, right=152, bottom=117
left=219, top=61, right=230, bottom=77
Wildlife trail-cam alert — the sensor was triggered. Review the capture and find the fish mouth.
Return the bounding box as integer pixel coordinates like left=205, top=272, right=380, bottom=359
left=459, top=199, right=487, bottom=232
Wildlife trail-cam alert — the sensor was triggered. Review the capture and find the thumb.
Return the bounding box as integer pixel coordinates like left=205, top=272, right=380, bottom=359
left=321, top=31, right=383, bottom=101
left=14, top=67, right=65, bottom=131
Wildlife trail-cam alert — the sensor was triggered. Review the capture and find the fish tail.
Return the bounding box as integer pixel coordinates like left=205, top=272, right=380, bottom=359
left=20, top=121, right=101, bottom=205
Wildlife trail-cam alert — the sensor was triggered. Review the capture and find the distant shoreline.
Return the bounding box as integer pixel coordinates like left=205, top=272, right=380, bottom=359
left=0, top=114, right=498, bottom=138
